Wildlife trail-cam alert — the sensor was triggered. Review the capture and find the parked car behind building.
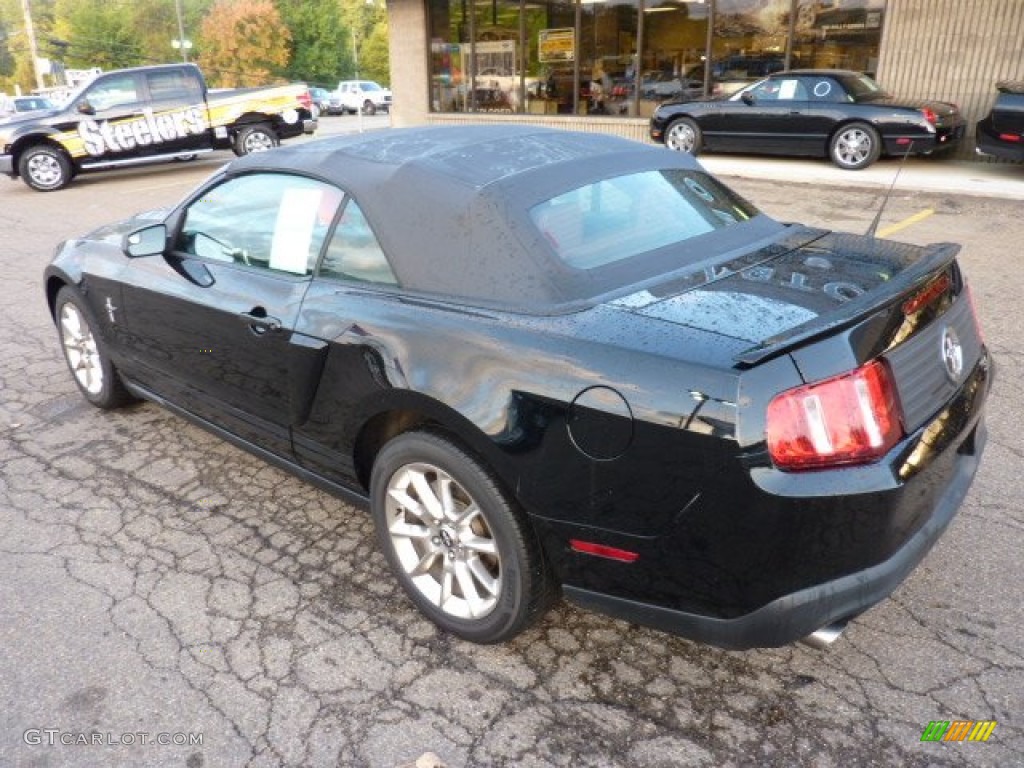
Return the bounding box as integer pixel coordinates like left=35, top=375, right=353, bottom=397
left=975, top=81, right=1024, bottom=161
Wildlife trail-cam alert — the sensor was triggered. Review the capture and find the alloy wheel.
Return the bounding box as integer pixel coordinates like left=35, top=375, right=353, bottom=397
left=834, top=127, right=873, bottom=167
left=384, top=461, right=502, bottom=620
left=59, top=301, right=104, bottom=395
left=244, top=131, right=276, bottom=153
left=27, top=153, right=63, bottom=187
left=666, top=121, right=698, bottom=153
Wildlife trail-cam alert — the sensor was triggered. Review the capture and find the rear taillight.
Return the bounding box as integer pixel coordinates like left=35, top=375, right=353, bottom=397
left=767, top=360, right=904, bottom=471
left=999, top=132, right=1022, bottom=142
left=921, top=107, right=937, bottom=125
left=298, top=89, right=313, bottom=111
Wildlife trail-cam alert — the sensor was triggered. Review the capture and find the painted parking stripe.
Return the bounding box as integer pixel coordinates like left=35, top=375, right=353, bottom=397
left=877, top=208, right=934, bottom=238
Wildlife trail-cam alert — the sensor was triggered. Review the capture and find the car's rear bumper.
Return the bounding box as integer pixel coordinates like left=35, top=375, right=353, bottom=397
left=556, top=346, right=992, bottom=650
left=566, top=413, right=987, bottom=650
left=975, top=117, right=1024, bottom=160
left=883, top=123, right=964, bottom=157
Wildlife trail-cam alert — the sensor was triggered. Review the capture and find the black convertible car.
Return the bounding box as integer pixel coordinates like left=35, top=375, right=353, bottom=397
left=45, top=126, right=991, bottom=649
left=651, top=69, right=965, bottom=170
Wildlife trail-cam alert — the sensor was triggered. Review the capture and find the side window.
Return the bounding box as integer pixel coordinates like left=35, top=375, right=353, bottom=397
left=318, top=199, right=398, bottom=286
left=147, top=70, right=202, bottom=102
left=82, top=74, right=140, bottom=111
left=810, top=78, right=843, bottom=103
left=775, top=79, right=808, bottom=101
left=751, top=78, right=805, bottom=101
left=176, top=173, right=342, bottom=276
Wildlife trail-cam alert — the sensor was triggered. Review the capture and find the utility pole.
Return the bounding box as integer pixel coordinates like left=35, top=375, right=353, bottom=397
left=174, top=0, right=189, bottom=62
left=20, top=0, right=44, bottom=90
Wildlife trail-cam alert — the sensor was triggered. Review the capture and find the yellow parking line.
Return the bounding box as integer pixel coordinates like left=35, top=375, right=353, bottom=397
left=877, top=208, right=934, bottom=238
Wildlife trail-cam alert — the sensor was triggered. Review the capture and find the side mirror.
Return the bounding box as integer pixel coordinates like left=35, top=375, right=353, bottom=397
left=76, top=100, right=95, bottom=115
left=124, top=224, right=167, bottom=258
left=741, top=91, right=755, bottom=105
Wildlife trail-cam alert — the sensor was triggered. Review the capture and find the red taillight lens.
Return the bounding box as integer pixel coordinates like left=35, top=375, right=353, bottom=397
left=999, top=133, right=1022, bottom=142
left=767, top=360, right=903, bottom=471
left=921, top=107, right=937, bottom=125
left=299, top=89, right=313, bottom=110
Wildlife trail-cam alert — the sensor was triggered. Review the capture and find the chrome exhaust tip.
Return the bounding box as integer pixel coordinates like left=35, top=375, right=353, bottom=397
left=801, top=621, right=848, bottom=650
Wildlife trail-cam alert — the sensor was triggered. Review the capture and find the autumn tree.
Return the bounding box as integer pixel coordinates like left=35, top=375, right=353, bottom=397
left=197, top=0, right=291, bottom=87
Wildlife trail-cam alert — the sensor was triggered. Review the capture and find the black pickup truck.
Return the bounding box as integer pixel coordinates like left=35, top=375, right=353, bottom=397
left=0, top=63, right=317, bottom=191
left=975, top=81, right=1024, bottom=161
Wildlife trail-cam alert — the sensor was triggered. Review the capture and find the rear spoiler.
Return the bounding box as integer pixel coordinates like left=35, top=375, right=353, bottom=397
left=733, top=241, right=962, bottom=367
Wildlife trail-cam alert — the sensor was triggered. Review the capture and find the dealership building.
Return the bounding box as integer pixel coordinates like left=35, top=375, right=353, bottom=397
left=385, top=0, right=1024, bottom=159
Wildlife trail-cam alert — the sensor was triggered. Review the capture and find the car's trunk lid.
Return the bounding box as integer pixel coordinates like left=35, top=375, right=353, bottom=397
left=991, top=83, right=1024, bottom=135
left=612, top=226, right=962, bottom=367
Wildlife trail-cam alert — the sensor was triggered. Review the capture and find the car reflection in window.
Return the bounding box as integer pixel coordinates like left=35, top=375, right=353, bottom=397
left=319, top=200, right=398, bottom=286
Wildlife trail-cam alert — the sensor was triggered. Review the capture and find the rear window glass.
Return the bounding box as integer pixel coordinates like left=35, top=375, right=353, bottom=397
left=529, top=170, right=758, bottom=270
left=840, top=73, right=887, bottom=101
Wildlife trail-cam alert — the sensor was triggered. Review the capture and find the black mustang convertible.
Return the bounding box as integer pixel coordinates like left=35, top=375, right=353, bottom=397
left=650, top=69, right=965, bottom=170
left=45, top=126, right=991, bottom=648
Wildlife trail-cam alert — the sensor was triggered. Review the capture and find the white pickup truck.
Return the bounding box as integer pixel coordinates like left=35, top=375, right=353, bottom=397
left=327, top=80, right=392, bottom=115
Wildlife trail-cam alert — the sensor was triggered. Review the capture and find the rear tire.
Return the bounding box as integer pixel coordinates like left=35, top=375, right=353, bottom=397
left=370, top=431, right=555, bottom=643
left=830, top=122, right=881, bottom=170
left=19, top=144, right=72, bottom=191
left=664, top=117, right=703, bottom=154
left=233, top=123, right=279, bottom=156
left=54, top=287, right=133, bottom=409
left=361, top=100, right=376, bottom=116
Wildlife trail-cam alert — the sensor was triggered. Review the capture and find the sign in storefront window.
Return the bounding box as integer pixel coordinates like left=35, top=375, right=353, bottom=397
left=539, top=28, right=575, bottom=63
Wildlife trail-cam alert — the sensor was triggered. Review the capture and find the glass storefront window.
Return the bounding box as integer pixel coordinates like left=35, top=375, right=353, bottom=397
left=793, top=0, right=885, bottom=76
left=427, top=0, right=885, bottom=116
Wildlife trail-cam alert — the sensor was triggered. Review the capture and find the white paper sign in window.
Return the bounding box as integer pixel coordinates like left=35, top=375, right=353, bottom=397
left=270, top=188, right=322, bottom=274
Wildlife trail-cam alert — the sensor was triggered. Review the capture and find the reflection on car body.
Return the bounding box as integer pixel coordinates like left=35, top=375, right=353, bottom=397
left=45, top=126, right=991, bottom=649
left=651, top=69, right=966, bottom=170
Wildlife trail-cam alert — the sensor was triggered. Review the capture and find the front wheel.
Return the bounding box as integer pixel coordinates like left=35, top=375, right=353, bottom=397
left=54, top=287, right=133, bottom=409
left=19, top=144, right=72, bottom=191
left=370, top=431, right=555, bottom=643
left=233, top=123, right=279, bottom=156
left=830, top=122, right=881, bottom=170
left=664, top=117, right=703, bottom=154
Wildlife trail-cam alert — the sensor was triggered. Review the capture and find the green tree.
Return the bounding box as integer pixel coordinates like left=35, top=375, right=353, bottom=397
left=360, top=19, right=389, bottom=85
left=277, top=0, right=348, bottom=88
left=53, top=0, right=141, bottom=69
left=338, top=0, right=387, bottom=83
left=197, top=0, right=291, bottom=87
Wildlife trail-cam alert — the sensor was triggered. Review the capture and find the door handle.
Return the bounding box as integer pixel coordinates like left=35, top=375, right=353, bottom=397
left=239, top=309, right=282, bottom=334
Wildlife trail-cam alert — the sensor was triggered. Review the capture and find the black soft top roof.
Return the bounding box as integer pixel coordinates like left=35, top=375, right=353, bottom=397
left=228, top=125, right=783, bottom=310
